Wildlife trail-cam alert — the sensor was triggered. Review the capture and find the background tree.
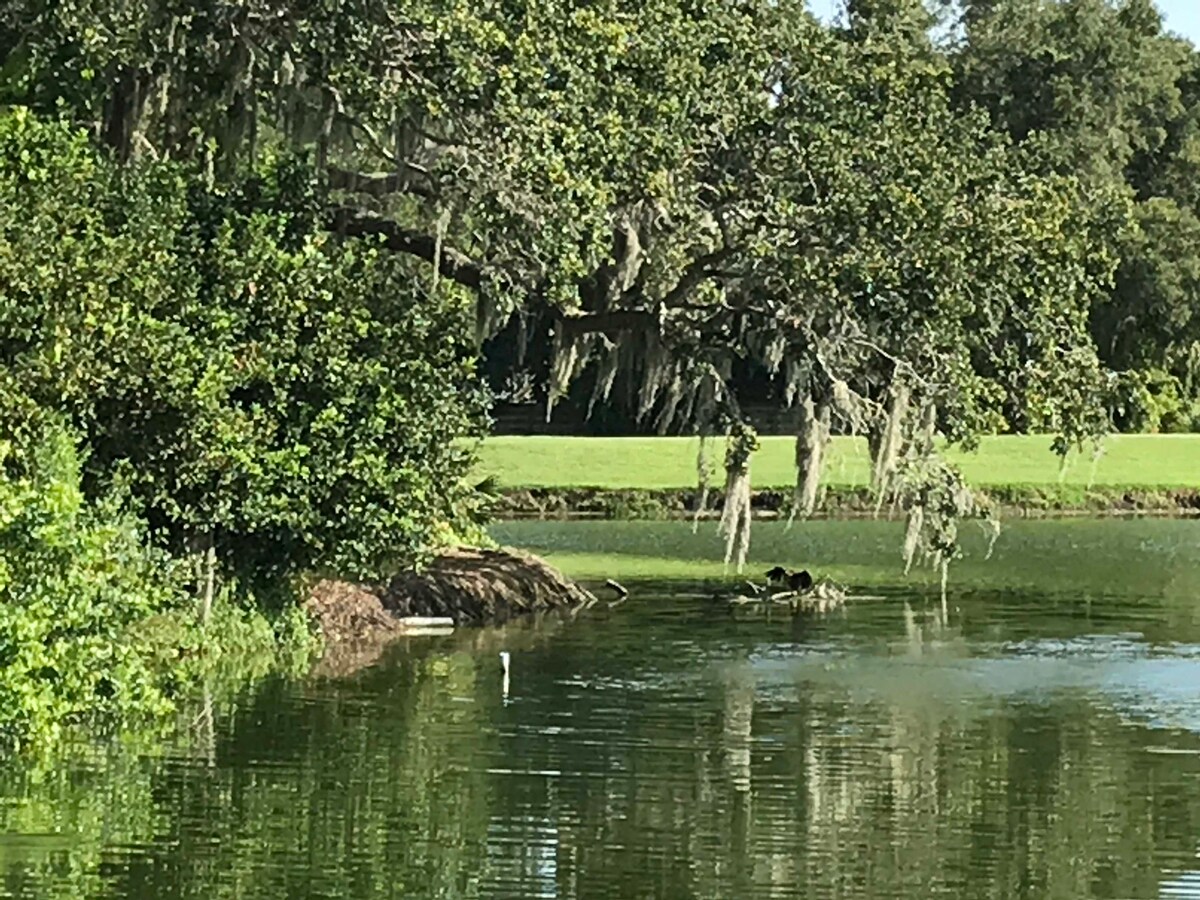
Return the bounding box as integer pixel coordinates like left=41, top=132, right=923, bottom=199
left=951, top=0, right=1200, bottom=429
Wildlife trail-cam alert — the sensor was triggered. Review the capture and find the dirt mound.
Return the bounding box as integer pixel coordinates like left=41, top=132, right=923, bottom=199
left=304, top=547, right=593, bottom=652
left=382, top=546, right=594, bottom=623
left=306, top=578, right=402, bottom=645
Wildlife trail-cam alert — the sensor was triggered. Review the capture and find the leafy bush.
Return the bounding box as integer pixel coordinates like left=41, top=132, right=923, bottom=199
left=0, top=110, right=488, bottom=594
left=0, top=110, right=488, bottom=741
left=0, top=425, right=183, bottom=743
left=1108, top=368, right=1189, bottom=433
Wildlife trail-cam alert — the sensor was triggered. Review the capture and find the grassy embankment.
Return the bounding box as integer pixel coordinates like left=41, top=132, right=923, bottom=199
left=477, top=434, right=1200, bottom=519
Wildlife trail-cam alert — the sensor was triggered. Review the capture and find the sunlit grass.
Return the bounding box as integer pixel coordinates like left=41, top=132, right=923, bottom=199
left=476, top=434, right=1200, bottom=489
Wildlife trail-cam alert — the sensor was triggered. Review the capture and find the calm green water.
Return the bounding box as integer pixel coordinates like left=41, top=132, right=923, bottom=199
left=2, top=519, right=1200, bottom=899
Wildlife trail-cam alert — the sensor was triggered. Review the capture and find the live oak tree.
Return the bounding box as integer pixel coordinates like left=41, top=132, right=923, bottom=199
left=0, top=0, right=1143, bottom=578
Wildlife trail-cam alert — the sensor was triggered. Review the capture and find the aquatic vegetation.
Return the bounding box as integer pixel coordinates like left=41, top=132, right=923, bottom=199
left=0, top=426, right=182, bottom=744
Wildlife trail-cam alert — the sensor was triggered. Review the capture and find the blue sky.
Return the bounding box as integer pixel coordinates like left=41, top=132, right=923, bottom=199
left=806, top=0, right=1200, bottom=45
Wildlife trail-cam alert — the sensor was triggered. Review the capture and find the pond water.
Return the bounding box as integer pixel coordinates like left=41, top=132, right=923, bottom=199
left=2, top=518, right=1200, bottom=899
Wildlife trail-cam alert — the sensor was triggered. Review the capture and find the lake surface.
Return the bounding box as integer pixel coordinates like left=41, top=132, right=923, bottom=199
left=2, top=518, right=1200, bottom=899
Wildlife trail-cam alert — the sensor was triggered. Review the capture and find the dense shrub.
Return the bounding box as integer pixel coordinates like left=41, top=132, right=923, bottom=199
left=0, top=425, right=182, bottom=742
left=1108, top=368, right=1193, bottom=434
left=0, top=109, right=488, bottom=740
left=0, top=110, right=488, bottom=593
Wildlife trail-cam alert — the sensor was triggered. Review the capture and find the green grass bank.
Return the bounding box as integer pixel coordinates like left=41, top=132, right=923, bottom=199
left=477, top=435, right=1200, bottom=518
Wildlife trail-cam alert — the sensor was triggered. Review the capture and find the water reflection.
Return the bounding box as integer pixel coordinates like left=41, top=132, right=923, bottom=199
left=0, top=520, right=1199, bottom=898
left=1162, top=857, right=1200, bottom=899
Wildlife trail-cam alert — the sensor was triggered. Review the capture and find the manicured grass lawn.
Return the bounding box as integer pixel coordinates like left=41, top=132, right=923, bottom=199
left=476, top=434, right=1200, bottom=489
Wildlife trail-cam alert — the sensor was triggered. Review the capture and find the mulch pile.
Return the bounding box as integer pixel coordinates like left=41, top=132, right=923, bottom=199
left=304, top=546, right=593, bottom=648
left=382, top=546, right=594, bottom=623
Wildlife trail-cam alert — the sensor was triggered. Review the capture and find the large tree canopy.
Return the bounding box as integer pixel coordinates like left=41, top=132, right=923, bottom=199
left=5, top=0, right=1196, bottom=574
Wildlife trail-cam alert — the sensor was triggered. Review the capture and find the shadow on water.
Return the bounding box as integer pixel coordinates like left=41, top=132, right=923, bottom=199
left=1, top=517, right=1200, bottom=898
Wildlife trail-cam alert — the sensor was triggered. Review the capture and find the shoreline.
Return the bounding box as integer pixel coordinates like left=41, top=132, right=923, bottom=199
left=493, top=485, right=1200, bottom=521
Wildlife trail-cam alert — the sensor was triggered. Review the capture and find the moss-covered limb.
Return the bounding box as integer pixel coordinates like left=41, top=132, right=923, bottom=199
left=871, top=378, right=911, bottom=494
left=492, top=485, right=1200, bottom=520
left=792, top=394, right=830, bottom=521
left=718, top=423, right=759, bottom=573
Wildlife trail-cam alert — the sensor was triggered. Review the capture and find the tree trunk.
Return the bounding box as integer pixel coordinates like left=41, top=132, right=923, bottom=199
left=692, top=432, right=713, bottom=533
left=915, top=400, right=937, bottom=455
left=317, top=88, right=335, bottom=172
left=719, top=465, right=752, bottom=574
left=102, top=67, right=147, bottom=162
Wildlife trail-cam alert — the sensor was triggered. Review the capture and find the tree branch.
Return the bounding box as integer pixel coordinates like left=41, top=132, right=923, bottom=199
left=562, top=246, right=739, bottom=339
left=558, top=310, right=659, bottom=339
left=659, top=247, right=736, bottom=309
left=327, top=165, right=433, bottom=199
left=330, top=208, right=482, bottom=290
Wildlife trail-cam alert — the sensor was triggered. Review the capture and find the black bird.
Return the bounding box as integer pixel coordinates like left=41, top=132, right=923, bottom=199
left=765, top=566, right=788, bottom=586
left=765, top=567, right=814, bottom=593
left=788, top=569, right=813, bottom=593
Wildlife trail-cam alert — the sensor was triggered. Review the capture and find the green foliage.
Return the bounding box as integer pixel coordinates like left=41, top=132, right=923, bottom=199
left=0, top=420, right=324, bottom=747
left=953, top=0, right=1200, bottom=420
left=1, top=0, right=1199, bottom=740
left=1097, top=199, right=1200, bottom=378
left=0, top=424, right=182, bottom=744
left=890, top=451, right=994, bottom=576
left=0, top=0, right=1191, bottom=451
left=0, top=0, right=1129, bottom=451
left=0, top=109, right=485, bottom=741
left=0, top=111, right=488, bottom=591
left=93, top=178, right=487, bottom=585
left=723, top=422, right=760, bottom=475
left=953, top=0, right=1188, bottom=185
left=1108, top=368, right=1194, bottom=433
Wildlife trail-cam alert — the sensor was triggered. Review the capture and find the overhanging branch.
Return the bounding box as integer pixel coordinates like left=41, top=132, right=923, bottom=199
left=330, top=208, right=482, bottom=290
left=561, top=248, right=739, bottom=338
left=659, top=248, right=735, bottom=309
left=327, top=165, right=433, bottom=199
left=558, top=310, right=658, bottom=339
